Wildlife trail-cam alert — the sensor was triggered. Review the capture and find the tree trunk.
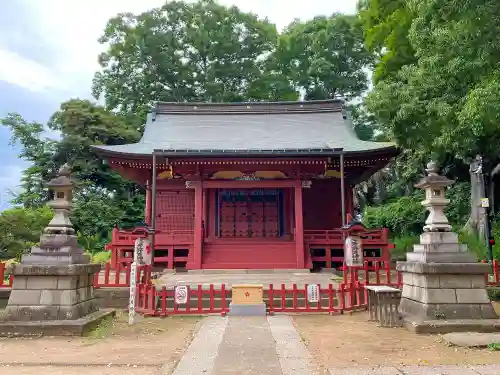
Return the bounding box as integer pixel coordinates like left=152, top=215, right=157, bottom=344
left=463, top=158, right=488, bottom=242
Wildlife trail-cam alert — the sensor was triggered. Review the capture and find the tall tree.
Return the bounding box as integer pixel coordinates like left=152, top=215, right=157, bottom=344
left=2, top=100, right=146, bottom=252
left=92, top=0, right=286, bottom=115
left=366, top=0, right=500, bottom=237
left=276, top=14, right=372, bottom=100
left=358, top=0, right=415, bottom=83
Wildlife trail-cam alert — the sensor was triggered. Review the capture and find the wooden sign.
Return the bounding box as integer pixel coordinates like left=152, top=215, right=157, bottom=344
left=129, top=237, right=148, bottom=325
left=344, top=235, right=363, bottom=267
left=128, top=260, right=137, bottom=325
left=174, top=285, right=188, bottom=304
left=307, top=284, right=320, bottom=303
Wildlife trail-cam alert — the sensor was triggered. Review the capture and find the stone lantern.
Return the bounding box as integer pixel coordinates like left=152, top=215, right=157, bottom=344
left=44, top=164, right=75, bottom=235
left=397, top=161, right=499, bottom=333
left=21, top=164, right=90, bottom=265
left=0, top=165, right=113, bottom=336
left=417, top=161, right=453, bottom=233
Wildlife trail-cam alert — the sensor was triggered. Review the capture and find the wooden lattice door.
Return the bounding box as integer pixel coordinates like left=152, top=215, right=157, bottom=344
left=217, top=189, right=282, bottom=238
left=156, top=190, right=195, bottom=232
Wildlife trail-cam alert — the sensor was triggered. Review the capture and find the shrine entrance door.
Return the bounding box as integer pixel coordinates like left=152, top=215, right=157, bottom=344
left=217, top=188, right=284, bottom=238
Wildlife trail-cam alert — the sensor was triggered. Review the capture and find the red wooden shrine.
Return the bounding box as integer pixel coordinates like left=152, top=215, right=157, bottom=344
left=92, top=100, right=398, bottom=271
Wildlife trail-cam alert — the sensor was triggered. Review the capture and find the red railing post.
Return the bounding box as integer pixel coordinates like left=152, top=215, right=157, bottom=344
left=268, top=284, right=274, bottom=314
left=493, top=260, right=499, bottom=286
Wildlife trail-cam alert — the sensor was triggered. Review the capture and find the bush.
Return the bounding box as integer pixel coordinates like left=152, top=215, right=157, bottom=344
left=391, top=235, right=420, bottom=260
left=363, top=191, right=425, bottom=237
left=444, top=182, right=471, bottom=226
left=91, top=251, right=111, bottom=264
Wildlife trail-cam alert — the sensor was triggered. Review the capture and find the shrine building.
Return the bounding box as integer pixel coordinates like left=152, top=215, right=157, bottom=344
left=92, top=99, right=398, bottom=271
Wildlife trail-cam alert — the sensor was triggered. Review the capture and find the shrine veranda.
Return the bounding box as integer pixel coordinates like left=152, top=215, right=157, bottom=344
left=92, top=99, right=398, bottom=272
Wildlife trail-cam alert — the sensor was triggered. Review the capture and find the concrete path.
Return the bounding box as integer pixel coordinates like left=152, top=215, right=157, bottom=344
left=170, top=315, right=319, bottom=375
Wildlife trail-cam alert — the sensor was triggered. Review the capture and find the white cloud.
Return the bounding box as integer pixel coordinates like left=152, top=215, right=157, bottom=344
left=0, top=0, right=357, bottom=98
left=0, top=164, right=24, bottom=210
left=0, top=49, right=62, bottom=93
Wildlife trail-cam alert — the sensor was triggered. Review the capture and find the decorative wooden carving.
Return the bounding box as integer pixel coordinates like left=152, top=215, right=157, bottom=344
left=301, top=180, right=312, bottom=188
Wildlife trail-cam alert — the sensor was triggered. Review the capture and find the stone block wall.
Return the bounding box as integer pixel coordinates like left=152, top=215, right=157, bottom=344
left=2, top=264, right=100, bottom=322
left=399, top=263, right=497, bottom=321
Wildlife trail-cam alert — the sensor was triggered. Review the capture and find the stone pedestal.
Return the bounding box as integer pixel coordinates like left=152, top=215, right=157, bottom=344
left=0, top=165, right=114, bottom=336
left=397, top=161, right=499, bottom=334
left=3, top=264, right=100, bottom=322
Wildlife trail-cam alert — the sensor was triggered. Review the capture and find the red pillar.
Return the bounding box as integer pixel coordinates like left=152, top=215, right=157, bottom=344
left=145, top=181, right=151, bottom=225
left=193, top=182, right=203, bottom=269
left=202, top=188, right=208, bottom=238
left=294, top=185, right=305, bottom=269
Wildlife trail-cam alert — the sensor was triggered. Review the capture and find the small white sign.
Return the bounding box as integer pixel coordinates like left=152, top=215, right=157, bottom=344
left=174, top=285, right=188, bottom=304
left=128, top=261, right=137, bottom=325
left=481, top=198, right=490, bottom=208
left=307, top=284, right=320, bottom=303
left=344, top=236, right=364, bottom=267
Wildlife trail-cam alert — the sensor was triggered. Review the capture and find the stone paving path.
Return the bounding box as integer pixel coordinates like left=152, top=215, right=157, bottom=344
left=172, top=315, right=319, bottom=375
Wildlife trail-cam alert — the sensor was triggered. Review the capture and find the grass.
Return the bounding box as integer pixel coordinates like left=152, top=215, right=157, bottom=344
left=487, top=342, right=500, bottom=351
left=86, top=315, right=115, bottom=339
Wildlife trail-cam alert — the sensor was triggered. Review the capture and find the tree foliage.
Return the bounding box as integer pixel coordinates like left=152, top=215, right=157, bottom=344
left=1, top=100, right=146, bottom=254
left=92, top=0, right=285, bottom=115
left=358, top=0, right=415, bottom=83
left=0, top=206, right=53, bottom=260
left=276, top=14, right=372, bottom=100
left=366, top=0, right=500, bottom=165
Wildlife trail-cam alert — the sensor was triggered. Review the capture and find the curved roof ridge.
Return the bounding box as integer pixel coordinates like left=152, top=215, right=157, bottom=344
left=153, top=99, right=345, bottom=115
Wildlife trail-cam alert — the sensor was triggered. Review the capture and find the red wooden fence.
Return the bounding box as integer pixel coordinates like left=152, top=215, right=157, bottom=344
left=136, top=283, right=230, bottom=316
left=134, top=281, right=368, bottom=316
left=93, top=263, right=152, bottom=288
left=1, top=259, right=499, bottom=290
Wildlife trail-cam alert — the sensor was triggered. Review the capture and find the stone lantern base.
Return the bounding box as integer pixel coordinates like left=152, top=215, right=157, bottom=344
left=0, top=263, right=114, bottom=336
left=397, top=233, right=500, bottom=334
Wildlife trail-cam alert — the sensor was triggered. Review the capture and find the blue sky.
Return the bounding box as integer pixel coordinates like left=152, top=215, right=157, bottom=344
left=0, top=0, right=357, bottom=209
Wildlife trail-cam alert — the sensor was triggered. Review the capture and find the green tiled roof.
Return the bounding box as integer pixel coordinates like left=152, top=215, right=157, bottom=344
left=92, top=100, right=396, bottom=157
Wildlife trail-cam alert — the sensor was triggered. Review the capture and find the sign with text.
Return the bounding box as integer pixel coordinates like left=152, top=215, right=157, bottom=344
left=344, top=236, right=364, bottom=267
left=174, top=285, right=188, bottom=304
left=307, top=284, right=320, bottom=303
left=133, top=237, right=152, bottom=265
left=481, top=198, right=490, bottom=208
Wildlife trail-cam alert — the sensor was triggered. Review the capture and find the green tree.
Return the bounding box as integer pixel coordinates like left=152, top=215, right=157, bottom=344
left=276, top=14, right=372, bottom=100
left=358, top=0, right=415, bottom=83
left=365, top=0, right=500, bottom=239
left=92, top=0, right=283, bottom=115
left=0, top=206, right=53, bottom=260
left=1, top=100, right=147, bottom=252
